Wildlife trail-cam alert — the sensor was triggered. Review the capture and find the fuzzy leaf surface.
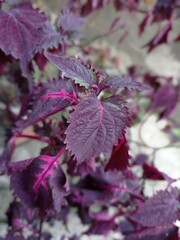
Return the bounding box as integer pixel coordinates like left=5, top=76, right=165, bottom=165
left=0, top=4, right=46, bottom=76
left=45, top=52, right=96, bottom=86
left=133, top=188, right=180, bottom=227
left=65, top=96, right=130, bottom=163
left=16, top=79, right=76, bottom=131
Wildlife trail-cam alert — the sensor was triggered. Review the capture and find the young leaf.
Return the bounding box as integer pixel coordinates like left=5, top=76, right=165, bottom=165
left=133, top=188, right=180, bottom=227
left=101, top=75, right=150, bottom=91
left=45, top=52, right=96, bottom=86
left=16, top=79, right=77, bottom=131
left=0, top=3, right=46, bottom=76
left=65, top=96, right=130, bottom=163
left=105, top=135, right=130, bottom=172
left=10, top=149, right=68, bottom=215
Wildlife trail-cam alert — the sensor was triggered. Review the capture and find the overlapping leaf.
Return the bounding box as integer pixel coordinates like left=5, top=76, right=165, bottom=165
left=101, top=75, right=150, bottom=91
left=133, top=188, right=180, bottom=227
left=70, top=168, right=125, bottom=206
left=65, top=95, right=130, bottom=163
left=10, top=150, right=68, bottom=215
left=0, top=4, right=46, bottom=76
left=45, top=52, right=96, bottom=86
left=36, top=21, right=63, bottom=52
left=105, top=135, right=130, bottom=172
left=151, top=83, right=178, bottom=118
left=16, top=79, right=77, bottom=131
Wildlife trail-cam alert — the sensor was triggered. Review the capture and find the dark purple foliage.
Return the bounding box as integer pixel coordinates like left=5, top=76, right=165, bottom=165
left=65, top=96, right=130, bottom=163
left=45, top=52, right=97, bottom=86
left=102, top=75, right=150, bottom=91
left=36, top=21, right=63, bottom=52
left=142, top=163, right=165, bottom=180
left=133, top=188, right=180, bottom=227
left=105, top=135, right=130, bottom=171
left=152, top=0, right=177, bottom=22
left=139, top=13, right=152, bottom=36
left=0, top=136, right=16, bottom=174
left=124, top=224, right=179, bottom=240
left=85, top=217, right=116, bottom=235
left=10, top=149, right=69, bottom=216
left=151, top=83, right=179, bottom=118
left=0, top=0, right=179, bottom=239
left=16, top=78, right=77, bottom=131
left=68, top=158, right=96, bottom=177
left=0, top=3, right=46, bottom=76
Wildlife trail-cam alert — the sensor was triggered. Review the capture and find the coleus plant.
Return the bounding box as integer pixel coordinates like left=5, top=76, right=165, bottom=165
left=0, top=0, right=180, bottom=240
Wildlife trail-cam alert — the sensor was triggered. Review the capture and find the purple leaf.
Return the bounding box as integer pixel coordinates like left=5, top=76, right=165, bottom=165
left=151, top=83, right=178, bottom=118
left=133, top=188, right=180, bottom=227
left=144, top=22, right=172, bottom=52
left=152, top=0, right=176, bottom=22
left=0, top=3, right=46, bottom=76
left=45, top=52, right=96, bottom=86
left=34, top=53, right=48, bottom=70
left=16, top=79, right=77, bottom=131
left=143, top=163, right=165, bottom=180
left=102, top=75, right=150, bottom=91
left=0, top=136, right=16, bottom=174
left=36, top=21, right=63, bottom=52
left=85, top=218, right=115, bottom=235
left=68, top=157, right=96, bottom=177
left=139, top=13, right=152, bottom=36
left=10, top=149, right=69, bottom=215
left=6, top=199, right=36, bottom=233
left=125, top=225, right=179, bottom=240
left=71, top=168, right=126, bottom=206
left=65, top=96, right=130, bottom=163
left=105, top=135, right=130, bottom=172
left=58, top=11, right=84, bottom=32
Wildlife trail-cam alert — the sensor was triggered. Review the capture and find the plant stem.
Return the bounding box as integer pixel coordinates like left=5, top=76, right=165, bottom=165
left=38, top=218, right=43, bottom=240
left=14, top=133, right=51, bottom=144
